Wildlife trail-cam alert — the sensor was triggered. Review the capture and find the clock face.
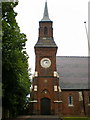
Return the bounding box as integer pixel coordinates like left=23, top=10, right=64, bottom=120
left=40, top=58, right=51, bottom=68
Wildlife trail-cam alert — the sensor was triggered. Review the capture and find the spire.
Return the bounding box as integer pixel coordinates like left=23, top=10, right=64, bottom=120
left=35, top=1, right=57, bottom=48
left=41, top=1, right=51, bottom=21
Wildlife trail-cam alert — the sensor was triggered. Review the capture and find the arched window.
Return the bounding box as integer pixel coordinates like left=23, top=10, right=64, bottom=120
left=68, top=96, right=73, bottom=106
left=44, top=27, right=48, bottom=36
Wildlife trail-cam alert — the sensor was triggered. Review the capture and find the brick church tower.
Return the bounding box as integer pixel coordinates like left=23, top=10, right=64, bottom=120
left=31, top=2, right=62, bottom=115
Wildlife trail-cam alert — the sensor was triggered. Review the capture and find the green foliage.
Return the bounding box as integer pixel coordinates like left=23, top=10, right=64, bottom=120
left=2, top=2, right=30, bottom=118
left=63, top=117, right=90, bottom=120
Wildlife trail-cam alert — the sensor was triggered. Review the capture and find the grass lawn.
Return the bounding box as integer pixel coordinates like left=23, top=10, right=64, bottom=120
left=63, top=117, right=90, bottom=120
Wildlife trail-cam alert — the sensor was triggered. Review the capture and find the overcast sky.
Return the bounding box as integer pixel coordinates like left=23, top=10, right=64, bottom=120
left=14, top=0, right=89, bottom=73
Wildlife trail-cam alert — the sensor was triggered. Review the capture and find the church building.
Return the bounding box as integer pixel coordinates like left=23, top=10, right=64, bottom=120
left=31, top=2, right=90, bottom=116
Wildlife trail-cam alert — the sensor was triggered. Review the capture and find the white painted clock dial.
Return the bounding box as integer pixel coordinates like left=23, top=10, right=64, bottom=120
left=40, top=58, right=51, bottom=68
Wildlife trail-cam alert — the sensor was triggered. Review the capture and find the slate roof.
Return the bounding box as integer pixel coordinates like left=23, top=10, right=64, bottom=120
left=56, top=56, right=89, bottom=90
left=35, top=37, right=57, bottom=48
left=41, top=1, right=51, bottom=22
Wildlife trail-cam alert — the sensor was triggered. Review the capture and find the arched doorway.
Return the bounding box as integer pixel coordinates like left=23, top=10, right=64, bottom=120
left=40, top=97, right=51, bottom=115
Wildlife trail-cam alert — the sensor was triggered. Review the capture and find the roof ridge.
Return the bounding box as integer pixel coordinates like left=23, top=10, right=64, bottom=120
left=56, top=56, right=89, bottom=58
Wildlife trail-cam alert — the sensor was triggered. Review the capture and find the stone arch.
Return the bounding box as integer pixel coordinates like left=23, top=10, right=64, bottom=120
left=41, top=89, right=51, bottom=99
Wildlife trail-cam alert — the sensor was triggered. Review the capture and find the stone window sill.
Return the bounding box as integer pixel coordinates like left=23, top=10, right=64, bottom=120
left=68, top=104, right=74, bottom=107
left=30, top=100, right=38, bottom=103
left=54, top=100, right=62, bottom=103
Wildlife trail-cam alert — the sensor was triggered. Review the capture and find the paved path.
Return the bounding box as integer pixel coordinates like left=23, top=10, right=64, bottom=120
left=13, top=115, right=63, bottom=120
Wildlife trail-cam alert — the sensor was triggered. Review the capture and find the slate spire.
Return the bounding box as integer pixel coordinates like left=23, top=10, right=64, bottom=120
left=35, top=1, right=57, bottom=48
left=41, top=1, right=51, bottom=21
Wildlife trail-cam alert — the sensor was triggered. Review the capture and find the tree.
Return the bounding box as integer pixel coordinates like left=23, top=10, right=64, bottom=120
left=2, top=2, right=30, bottom=118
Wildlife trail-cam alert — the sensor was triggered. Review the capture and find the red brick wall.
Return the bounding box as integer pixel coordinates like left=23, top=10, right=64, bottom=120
left=30, top=89, right=90, bottom=116
left=61, top=91, right=82, bottom=116
left=35, top=47, right=57, bottom=74
left=32, top=76, right=60, bottom=115
left=60, top=90, right=90, bottom=116
left=83, top=91, right=90, bottom=116
left=39, top=22, right=53, bottom=37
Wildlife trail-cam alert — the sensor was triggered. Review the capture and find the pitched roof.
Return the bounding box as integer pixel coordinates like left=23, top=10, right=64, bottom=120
left=56, top=56, right=89, bottom=90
